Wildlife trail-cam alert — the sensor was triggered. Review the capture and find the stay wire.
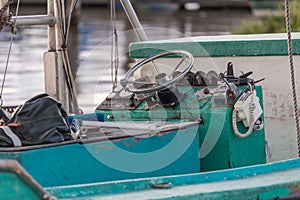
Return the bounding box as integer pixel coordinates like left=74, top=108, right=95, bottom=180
left=56, top=0, right=79, bottom=113
left=65, top=0, right=77, bottom=44
left=0, top=0, right=21, bottom=106
left=56, top=0, right=66, bottom=44
left=61, top=0, right=66, bottom=35
left=284, top=0, right=300, bottom=156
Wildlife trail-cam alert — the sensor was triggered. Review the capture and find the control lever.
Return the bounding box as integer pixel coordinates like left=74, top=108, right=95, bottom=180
left=223, top=62, right=254, bottom=86
left=220, top=73, right=237, bottom=94
left=239, top=71, right=253, bottom=79
left=227, top=62, right=234, bottom=79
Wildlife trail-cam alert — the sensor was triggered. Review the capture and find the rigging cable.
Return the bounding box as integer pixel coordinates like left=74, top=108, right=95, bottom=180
left=65, top=0, right=78, bottom=43
left=62, top=0, right=80, bottom=113
left=110, top=0, right=119, bottom=91
left=55, top=0, right=79, bottom=113
left=0, top=0, right=20, bottom=107
left=284, top=0, right=300, bottom=156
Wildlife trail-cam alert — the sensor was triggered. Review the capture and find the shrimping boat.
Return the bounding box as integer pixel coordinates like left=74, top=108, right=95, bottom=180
left=0, top=0, right=300, bottom=199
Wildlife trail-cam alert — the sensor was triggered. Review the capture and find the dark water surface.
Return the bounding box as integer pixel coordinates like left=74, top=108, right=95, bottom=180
left=0, top=6, right=256, bottom=112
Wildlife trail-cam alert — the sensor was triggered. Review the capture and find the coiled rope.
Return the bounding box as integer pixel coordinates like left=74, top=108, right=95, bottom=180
left=284, top=0, right=300, bottom=157
left=232, top=86, right=255, bottom=138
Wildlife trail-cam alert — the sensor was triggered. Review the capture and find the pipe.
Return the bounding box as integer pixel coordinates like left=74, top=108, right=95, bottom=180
left=119, top=0, right=148, bottom=42
left=9, top=15, right=56, bottom=26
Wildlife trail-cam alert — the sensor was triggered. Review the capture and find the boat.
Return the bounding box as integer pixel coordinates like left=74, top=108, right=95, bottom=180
left=0, top=0, right=300, bottom=199
left=249, top=0, right=281, bottom=10
left=249, top=0, right=282, bottom=16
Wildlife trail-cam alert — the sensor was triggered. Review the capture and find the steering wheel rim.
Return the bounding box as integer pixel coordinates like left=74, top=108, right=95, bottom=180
left=120, top=50, right=194, bottom=94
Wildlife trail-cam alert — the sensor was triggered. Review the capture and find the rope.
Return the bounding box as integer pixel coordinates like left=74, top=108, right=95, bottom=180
left=284, top=0, right=300, bottom=157
left=0, top=0, right=20, bottom=107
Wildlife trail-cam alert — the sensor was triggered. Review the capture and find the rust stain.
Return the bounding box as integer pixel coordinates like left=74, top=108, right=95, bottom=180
left=122, top=141, right=132, bottom=147
left=288, top=183, right=300, bottom=193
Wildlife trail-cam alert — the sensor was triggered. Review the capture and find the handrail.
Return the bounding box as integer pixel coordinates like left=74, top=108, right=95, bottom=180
left=9, top=14, right=56, bottom=26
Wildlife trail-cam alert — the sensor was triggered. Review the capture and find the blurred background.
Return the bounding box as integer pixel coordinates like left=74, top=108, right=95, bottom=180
left=0, top=0, right=288, bottom=112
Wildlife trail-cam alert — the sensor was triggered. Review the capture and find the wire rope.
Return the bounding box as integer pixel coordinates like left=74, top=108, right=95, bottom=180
left=0, top=0, right=21, bottom=107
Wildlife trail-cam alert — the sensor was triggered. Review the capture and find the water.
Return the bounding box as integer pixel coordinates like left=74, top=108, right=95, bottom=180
left=0, top=5, right=256, bottom=112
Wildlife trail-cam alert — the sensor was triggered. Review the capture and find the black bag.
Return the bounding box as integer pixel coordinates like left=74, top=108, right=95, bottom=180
left=0, top=93, right=73, bottom=147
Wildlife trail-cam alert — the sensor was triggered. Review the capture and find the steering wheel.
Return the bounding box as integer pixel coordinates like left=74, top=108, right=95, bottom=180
left=120, top=50, right=194, bottom=94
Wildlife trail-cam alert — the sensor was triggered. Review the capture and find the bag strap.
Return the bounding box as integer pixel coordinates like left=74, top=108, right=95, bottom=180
left=0, top=109, right=12, bottom=122
left=0, top=126, right=22, bottom=147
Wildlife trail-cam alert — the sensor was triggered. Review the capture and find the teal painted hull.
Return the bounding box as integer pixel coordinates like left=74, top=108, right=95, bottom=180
left=2, top=158, right=300, bottom=199
left=47, top=158, right=300, bottom=199
left=0, top=127, right=200, bottom=187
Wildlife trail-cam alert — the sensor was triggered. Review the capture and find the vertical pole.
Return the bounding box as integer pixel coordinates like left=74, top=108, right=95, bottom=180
left=44, top=0, right=59, bottom=99
left=44, top=0, right=69, bottom=111
left=54, top=0, right=69, bottom=110
left=47, top=0, right=56, bottom=51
